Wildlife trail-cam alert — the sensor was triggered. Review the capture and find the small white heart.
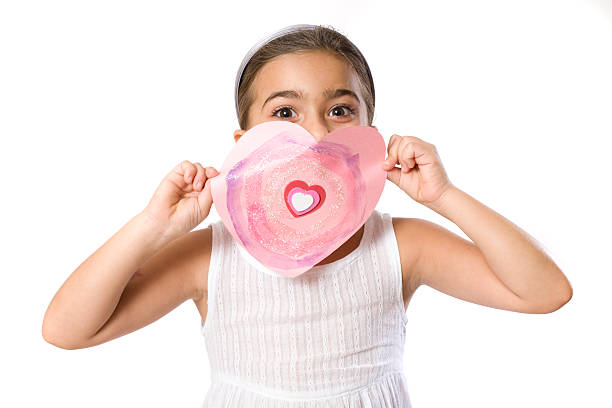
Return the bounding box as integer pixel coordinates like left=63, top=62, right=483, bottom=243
left=291, top=192, right=314, bottom=212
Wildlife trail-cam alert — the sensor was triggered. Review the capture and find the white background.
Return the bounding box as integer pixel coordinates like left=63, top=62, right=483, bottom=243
left=1, top=0, right=610, bottom=407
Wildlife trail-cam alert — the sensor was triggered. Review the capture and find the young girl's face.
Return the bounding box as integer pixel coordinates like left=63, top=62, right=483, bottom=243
left=234, top=50, right=370, bottom=143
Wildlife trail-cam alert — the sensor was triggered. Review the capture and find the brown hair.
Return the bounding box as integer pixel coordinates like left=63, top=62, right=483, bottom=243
left=236, top=25, right=376, bottom=131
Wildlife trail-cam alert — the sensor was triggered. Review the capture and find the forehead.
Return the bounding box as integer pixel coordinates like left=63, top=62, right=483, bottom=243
left=251, top=50, right=361, bottom=100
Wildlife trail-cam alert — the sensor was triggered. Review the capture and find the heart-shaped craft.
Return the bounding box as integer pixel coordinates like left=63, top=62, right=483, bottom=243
left=211, top=120, right=387, bottom=278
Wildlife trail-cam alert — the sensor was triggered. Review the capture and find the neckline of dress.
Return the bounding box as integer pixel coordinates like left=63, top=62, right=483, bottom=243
left=305, top=213, right=373, bottom=273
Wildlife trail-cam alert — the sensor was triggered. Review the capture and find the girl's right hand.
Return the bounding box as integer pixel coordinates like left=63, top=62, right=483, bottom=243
left=141, top=160, right=220, bottom=240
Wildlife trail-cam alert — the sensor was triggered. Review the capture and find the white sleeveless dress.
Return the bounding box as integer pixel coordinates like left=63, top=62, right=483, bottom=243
left=200, top=209, right=412, bottom=407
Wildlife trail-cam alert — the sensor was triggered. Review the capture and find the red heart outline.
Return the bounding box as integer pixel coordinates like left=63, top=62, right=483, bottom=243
left=283, top=180, right=326, bottom=217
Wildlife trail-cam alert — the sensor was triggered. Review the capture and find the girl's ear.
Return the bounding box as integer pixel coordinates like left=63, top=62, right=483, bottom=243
left=233, top=129, right=246, bottom=143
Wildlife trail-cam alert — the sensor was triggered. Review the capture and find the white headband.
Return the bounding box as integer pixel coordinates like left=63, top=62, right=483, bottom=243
left=234, top=24, right=375, bottom=126
left=234, top=24, right=318, bottom=122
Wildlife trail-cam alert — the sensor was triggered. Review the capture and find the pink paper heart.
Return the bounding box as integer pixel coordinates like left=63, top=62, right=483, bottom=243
left=211, top=120, right=386, bottom=278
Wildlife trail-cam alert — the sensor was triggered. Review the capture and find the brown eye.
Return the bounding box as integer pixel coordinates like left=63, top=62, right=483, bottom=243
left=272, top=106, right=297, bottom=119
left=329, top=105, right=355, bottom=117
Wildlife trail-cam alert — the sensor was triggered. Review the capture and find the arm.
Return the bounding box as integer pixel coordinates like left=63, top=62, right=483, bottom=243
left=41, top=211, right=212, bottom=349
left=395, top=187, right=572, bottom=314
left=382, top=134, right=572, bottom=315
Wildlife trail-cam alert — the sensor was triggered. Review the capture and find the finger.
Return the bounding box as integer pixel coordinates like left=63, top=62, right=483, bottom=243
left=197, top=177, right=215, bottom=217
left=205, top=166, right=220, bottom=178
left=192, top=162, right=207, bottom=191
left=398, top=141, right=416, bottom=173
left=164, top=160, right=194, bottom=189
left=383, top=134, right=401, bottom=169
left=179, top=160, right=197, bottom=185
left=392, top=137, right=411, bottom=173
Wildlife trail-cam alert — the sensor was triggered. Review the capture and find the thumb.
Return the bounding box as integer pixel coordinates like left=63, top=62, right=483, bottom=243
left=197, top=177, right=215, bottom=216
left=385, top=166, right=402, bottom=187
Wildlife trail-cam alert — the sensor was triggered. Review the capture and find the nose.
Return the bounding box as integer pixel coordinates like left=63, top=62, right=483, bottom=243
left=301, top=117, right=329, bottom=142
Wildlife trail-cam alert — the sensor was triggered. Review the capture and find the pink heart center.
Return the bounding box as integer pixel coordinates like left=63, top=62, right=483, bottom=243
left=284, top=180, right=326, bottom=217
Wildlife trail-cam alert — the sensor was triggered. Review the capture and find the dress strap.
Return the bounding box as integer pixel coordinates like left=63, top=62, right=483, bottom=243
left=200, top=220, right=226, bottom=331
left=379, top=212, right=409, bottom=325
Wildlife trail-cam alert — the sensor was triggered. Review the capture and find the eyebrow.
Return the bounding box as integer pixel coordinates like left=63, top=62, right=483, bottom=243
left=261, top=88, right=360, bottom=111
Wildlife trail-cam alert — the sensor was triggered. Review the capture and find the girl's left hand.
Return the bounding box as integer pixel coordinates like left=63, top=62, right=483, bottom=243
left=382, top=134, right=455, bottom=207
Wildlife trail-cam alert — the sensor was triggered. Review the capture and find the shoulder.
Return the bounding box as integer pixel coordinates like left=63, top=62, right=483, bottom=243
left=389, top=216, right=438, bottom=292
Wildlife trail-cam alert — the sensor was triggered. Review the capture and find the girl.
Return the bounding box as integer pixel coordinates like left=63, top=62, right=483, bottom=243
left=42, top=24, right=573, bottom=407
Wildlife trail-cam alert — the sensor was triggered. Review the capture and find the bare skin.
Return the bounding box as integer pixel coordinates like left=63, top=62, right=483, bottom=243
left=42, top=49, right=571, bottom=350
